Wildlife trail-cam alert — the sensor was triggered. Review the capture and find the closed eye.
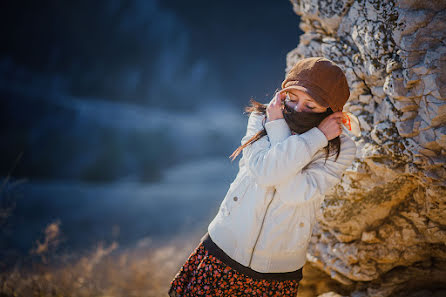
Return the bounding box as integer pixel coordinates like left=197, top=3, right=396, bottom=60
left=286, top=97, right=316, bottom=110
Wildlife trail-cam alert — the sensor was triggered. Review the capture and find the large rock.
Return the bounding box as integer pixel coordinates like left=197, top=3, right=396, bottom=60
left=286, top=0, right=446, bottom=296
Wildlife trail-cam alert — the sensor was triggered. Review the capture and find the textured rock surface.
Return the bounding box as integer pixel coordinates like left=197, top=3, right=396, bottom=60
left=286, top=0, right=446, bottom=296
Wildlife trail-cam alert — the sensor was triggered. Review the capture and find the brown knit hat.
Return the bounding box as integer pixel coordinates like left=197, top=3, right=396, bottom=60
left=280, top=57, right=350, bottom=112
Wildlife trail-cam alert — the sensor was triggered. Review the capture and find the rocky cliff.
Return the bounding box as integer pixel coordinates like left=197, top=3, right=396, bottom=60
left=286, top=0, right=446, bottom=296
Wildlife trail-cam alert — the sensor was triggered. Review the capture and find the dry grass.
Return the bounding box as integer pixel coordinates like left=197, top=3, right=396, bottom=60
left=0, top=157, right=204, bottom=297
left=0, top=227, right=201, bottom=297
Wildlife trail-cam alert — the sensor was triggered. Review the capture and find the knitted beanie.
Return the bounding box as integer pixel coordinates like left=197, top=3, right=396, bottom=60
left=280, top=57, right=350, bottom=112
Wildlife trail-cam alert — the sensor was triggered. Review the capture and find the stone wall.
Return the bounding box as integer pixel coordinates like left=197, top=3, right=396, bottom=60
left=286, top=0, right=446, bottom=296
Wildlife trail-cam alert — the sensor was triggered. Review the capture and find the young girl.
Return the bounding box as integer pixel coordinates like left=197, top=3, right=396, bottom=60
left=168, top=57, right=357, bottom=297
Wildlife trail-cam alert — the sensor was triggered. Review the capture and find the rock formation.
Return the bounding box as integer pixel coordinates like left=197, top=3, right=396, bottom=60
left=286, top=0, right=446, bottom=296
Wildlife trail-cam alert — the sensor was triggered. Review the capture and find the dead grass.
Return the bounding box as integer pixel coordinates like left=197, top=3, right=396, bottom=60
left=0, top=228, right=202, bottom=297
left=0, top=156, right=204, bottom=297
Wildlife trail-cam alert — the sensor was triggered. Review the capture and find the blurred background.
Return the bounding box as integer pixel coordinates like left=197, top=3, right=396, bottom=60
left=0, top=0, right=302, bottom=294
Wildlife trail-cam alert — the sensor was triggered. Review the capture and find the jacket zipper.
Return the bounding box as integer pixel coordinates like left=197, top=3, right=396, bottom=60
left=248, top=188, right=276, bottom=268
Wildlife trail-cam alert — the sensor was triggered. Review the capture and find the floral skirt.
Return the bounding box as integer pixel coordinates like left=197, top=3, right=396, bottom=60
left=168, top=242, right=300, bottom=297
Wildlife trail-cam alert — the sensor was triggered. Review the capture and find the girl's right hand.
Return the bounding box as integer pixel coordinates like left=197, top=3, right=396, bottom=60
left=266, top=91, right=286, bottom=123
left=317, top=112, right=344, bottom=141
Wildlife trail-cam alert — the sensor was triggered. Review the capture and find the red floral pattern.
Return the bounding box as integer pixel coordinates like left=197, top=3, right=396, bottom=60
left=168, top=242, right=300, bottom=296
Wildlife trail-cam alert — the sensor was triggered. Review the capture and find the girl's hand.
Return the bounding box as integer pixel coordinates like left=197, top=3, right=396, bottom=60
left=317, top=112, right=344, bottom=141
left=266, top=91, right=286, bottom=123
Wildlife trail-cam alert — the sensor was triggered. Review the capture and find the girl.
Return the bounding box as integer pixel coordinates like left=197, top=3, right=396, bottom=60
left=168, top=57, right=357, bottom=297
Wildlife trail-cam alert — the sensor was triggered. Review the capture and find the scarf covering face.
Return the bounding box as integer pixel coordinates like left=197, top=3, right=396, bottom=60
left=282, top=101, right=332, bottom=135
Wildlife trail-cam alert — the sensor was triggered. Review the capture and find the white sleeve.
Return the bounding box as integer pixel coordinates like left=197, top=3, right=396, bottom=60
left=264, top=118, right=292, bottom=146
left=241, top=112, right=329, bottom=187
left=275, top=134, right=357, bottom=204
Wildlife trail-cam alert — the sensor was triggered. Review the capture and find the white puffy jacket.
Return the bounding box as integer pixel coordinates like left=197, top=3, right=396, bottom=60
left=207, top=111, right=357, bottom=273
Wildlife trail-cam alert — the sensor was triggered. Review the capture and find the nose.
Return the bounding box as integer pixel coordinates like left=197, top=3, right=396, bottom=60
left=294, top=101, right=304, bottom=112
left=286, top=99, right=304, bottom=112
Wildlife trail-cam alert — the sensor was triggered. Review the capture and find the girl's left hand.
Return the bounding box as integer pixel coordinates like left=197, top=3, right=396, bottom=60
left=266, top=91, right=286, bottom=123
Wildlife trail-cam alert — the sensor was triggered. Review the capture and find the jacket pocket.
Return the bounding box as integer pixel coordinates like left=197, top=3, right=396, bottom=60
left=287, top=216, right=312, bottom=250
left=221, top=174, right=251, bottom=215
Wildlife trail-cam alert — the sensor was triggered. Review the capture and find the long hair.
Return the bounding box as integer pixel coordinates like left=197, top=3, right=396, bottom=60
left=229, top=90, right=341, bottom=165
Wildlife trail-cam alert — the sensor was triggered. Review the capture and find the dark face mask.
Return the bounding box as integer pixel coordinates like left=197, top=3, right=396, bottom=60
left=282, top=102, right=332, bottom=135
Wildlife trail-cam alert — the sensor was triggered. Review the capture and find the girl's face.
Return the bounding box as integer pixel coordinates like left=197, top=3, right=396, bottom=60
left=284, top=89, right=328, bottom=114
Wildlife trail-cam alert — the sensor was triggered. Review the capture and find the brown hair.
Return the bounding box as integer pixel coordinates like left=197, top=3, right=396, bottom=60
left=229, top=89, right=341, bottom=165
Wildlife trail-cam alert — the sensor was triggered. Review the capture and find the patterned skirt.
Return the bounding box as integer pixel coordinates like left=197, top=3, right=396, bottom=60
left=168, top=241, right=300, bottom=297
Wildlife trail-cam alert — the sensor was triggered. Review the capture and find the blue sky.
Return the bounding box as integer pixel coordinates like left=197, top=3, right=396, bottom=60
left=0, top=0, right=303, bottom=181
left=0, top=0, right=302, bottom=107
